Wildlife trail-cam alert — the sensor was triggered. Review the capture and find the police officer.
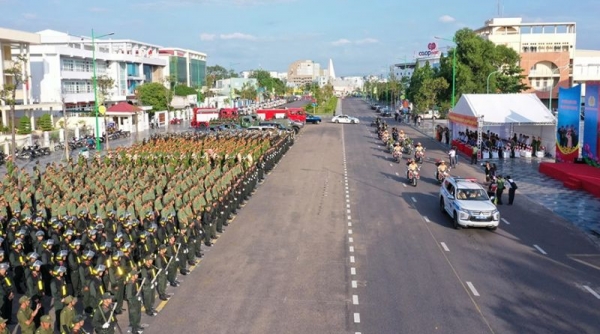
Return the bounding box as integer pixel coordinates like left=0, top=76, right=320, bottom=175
left=17, top=295, right=40, bottom=334
left=108, top=252, right=126, bottom=315
left=125, top=270, right=143, bottom=334
left=140, top=255, right=157, bottom=317
left=59, top=295, right=77, bottom=334
left=35, top=315, right=54, bottom=334
left=92, top=293, right=118, bottom=334
left=50, top=265, right=68, bottom=332
left=154, top=245, right=170, bottom=301
left=0, top=263, right=14, bottom=324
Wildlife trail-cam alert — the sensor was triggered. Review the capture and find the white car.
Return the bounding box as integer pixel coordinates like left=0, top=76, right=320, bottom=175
left=439, top=177, right=500, bottom=230
left=332, top=115, right=360, bottom=124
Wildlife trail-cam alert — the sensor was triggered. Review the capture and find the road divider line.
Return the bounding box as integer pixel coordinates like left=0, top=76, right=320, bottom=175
left=352, top=280, right=357, bottom=288
left=348, top=230, right=353, bottom=234
left=349, top=237, right=353, bottom=243
left=350, top=256, right=355, bottom=263
left=347, top=209, right=351, bottom=214
left=351, top=267, right=356, bottom=275
left=346, top=204, right=350, bottom=208
left=423, top=216, right=430, bottom=223
left=348, top=215, right=352, bottom=220
left=533, top=245, right=547, bottom=255
left=352, top=295, right=359, bottom=305
left=350, top=246, right=354, bottom=253
left=389, top=163, right=393, bottom=167
left=466, top=282, right=480, bottom=296
left=346, top=199, right=350, bottom=203
left=402, top=184, right=407, bottom=188
left=411, top=197, right=417, bottom=203
left=501, top=218, right=510, bottom=225
left=583, top=285, right=600, bottom=299
left=353, top=313, right=361, bottom=323
left=348, top=222, right=352, bottom=227
left=441, top=242, right=450, bottom=252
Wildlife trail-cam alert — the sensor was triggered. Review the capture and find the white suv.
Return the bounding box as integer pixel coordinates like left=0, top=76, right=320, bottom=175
left=439, top=177, right=500, bottom=230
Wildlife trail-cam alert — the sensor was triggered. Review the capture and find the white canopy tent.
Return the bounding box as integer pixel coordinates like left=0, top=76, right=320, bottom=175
left=449, top=94, right=556, bottom=157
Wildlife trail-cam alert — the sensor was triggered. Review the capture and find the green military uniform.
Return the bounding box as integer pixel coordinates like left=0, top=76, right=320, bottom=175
left=125, top=271, right=142, bottom=333
left=59, top=296, right=76, bottom=334
left=139, top=257, right=157, bottom=316
left=16, top=298, right=36, bottom=334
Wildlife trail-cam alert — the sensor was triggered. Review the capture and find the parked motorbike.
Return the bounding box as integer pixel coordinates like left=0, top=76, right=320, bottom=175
left=32, top=144, right=51, bottom=155
left=407, top=167, right=421, bottom=187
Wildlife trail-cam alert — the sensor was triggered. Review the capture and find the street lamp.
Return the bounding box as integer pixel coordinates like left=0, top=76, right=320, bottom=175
left=91, top=29, right=114, bottom=152
left=486, top=70, right=501, bottom=94
left=435, top=36, right=457, bottom=109
left=547, top=65, right=569, bottom=111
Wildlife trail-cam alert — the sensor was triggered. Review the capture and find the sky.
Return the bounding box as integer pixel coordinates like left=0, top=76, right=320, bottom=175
left=2, top=0, right=600, bottom=77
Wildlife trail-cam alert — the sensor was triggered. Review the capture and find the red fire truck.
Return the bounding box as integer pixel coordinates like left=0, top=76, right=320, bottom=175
left=256, top=108, right=307, bottom=123
left=190, top=108, right=238, bottom=127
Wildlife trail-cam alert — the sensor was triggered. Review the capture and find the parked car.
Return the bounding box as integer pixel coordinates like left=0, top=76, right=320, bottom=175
left=439, top=177, right=500, bottom=230
left=380, top=107, right=392, bottom=117
left=421, top=110, right=441, bottom=120
left=331, top=115, right=360, bottom=124
left=306, top=114, right=322, bottom=124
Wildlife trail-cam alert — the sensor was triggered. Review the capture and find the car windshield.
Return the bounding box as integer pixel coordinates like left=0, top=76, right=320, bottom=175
left=455, top=188, right=489, bottom=201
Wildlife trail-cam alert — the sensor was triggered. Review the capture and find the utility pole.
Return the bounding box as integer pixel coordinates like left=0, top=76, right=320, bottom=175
left=61, top=96, right=69, bottom=159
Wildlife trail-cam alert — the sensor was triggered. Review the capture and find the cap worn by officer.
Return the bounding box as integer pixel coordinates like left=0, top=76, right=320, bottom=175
left=41, top=315, right=52, bottom=323
left=0, top=263, right=9, bottom=271
left=0, top=318, right=6, bottom=324
left=64, top=295, right=76, bottom=304
left=19, top=296, right=29, bottom=304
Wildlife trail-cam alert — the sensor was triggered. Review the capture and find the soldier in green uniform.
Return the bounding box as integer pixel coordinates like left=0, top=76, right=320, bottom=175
left=68, top=314, right=86, bottom=334
left=0, top=317, right=8, bottom=334
left=154, top=245, right=170, bottom=301
left=92, top=293, right=118, bottom=334
left=16, top=295, right=41, bottom=334
left=50, top=265, right=68, bottom=332
left=108, top=252, right=126, bottom=315
left=35, top=315, right=54, bottom=334
left=125, top=270, right=143, bottom=334
left=140, top=255, right=157, bottom=317
left=59, top=295, right=77, bottom=334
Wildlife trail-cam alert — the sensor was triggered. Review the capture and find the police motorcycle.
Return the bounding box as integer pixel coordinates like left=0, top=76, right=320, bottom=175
left=406, top=160, right=421, bottom=187
left=392, top=143, right=403, bottom=163
left=402, top=138, right=413, bottom=155
left=434, top=160, right=451, bottom=183
left=414, top=143, right=425, bottom=164
left=371, top=116, right=381, bottom=127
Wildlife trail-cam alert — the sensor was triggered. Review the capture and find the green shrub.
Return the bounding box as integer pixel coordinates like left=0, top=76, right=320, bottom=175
left=18, top=116, right=31, bottom=134
left=38, top=114, right=53, bottom=131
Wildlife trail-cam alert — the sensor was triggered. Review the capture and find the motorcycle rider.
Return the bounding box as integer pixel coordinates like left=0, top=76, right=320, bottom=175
left=436, top=160, right=449, bottom=181
left=406, top=158, right=419, bottom=179
left=393, top=142, right=402, bottom=160
left=414, top=142, right=425, bottom=161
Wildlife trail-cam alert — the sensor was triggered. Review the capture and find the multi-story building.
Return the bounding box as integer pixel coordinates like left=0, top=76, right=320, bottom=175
left=572, top=50, right=600, bottom=94
left=474, top=17, right=576, bottom=109
left=288, top=60, right=323, bottom=86
left=0, top=27, right=52, bottom=128
left=213, top=78, right=258, bottom=98
left=158, top=48, right=207, bottom=88
left=29, top=29, right=167, bottom=112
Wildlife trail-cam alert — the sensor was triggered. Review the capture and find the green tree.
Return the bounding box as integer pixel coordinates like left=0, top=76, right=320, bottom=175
left=137, top=82, right=170, bottom=115
left=0, top=55, right=27, bottom=157
left=18, top=115, right=31, bottom=134
left=414, top=77, right=449, bottom=113
left=407, top=62, right=435, bottom=107
left=38, top=114, right=53, bottom=131
left=206, top=65, right=238, bottom=88
left=96, top=75, right=115, bottom=105
left=173, top=85, right=197, bottom=96
left=234, top=82, right=258, bottom=101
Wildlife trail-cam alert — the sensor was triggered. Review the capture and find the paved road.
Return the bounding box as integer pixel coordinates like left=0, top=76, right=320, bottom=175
left=342, top=98, right=600, bottom=333
left=107, top=98, right=600, bottom=333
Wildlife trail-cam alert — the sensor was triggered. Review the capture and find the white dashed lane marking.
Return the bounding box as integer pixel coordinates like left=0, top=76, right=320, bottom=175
left=583, top=285, right=600, bottom=299
left=349, top=246, right=354, bottom=253
left=348, top=222, right=352, bottom=227
left=352, top=281, right=358, bottom=288
left=533, top=245, right=547, bottom=255
left=349, top=237, right=353, bottom=243
left=350, top=256, right=355, bottom=263
left=351, top=267, right=356, bottom=275
left=423, top=216, right=430, bottom=223
left=441, top=242, right=450, bottom=252
left=352, top=295, right=359, bottom=305
left=466, top=282, right=480, bottom=296
left=348, top=230, right=353, bottom=234
left=411, top=197, right=417, bottom=203
left=501, top=218, right=510, bottom=225
left=353, top=313, right=361, bottom=323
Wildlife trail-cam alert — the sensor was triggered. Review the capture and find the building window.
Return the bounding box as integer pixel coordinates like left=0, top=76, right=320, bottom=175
left=62, top=59, right=74, bottom=71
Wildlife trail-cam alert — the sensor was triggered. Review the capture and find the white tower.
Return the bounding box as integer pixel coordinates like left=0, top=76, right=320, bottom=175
left=328, top=58, right=336, bottom=80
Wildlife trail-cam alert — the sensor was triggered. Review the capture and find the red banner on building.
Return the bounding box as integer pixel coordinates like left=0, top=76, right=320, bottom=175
left=448, top=112, right=478, bottom=127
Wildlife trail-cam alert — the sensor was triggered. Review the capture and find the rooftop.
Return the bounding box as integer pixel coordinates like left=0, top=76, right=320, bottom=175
left=0, top=27, right=40, bottom=44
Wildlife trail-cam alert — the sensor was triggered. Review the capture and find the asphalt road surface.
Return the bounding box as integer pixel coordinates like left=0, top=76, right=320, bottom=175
left=134, top=98, right=600, bottom=334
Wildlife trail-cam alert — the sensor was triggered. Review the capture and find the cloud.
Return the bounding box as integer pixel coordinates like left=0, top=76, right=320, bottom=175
left=89, top=7, right=108, bottom=12
left=355, top=38, right=379, bottom=45
left=332, top=38, right=378, bottom=46
left=200, top=33, right=216, bottom=41
left=22, top=13, right=37, bottom=19
left=439, top=15, right=455, bottom=23
left=219, top=32, right=257, bottom=40
left=332, top=39, right=351, bottom=46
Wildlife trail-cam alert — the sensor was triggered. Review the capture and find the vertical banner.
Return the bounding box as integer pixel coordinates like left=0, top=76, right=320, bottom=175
left=555, top=85, right=582, bottom=163
left=583, top=82, right=600, bottom=166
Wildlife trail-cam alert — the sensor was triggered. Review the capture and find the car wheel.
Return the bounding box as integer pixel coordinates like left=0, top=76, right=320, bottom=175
left=317, top=120, right=321, bottom=124
left=335, top=120, right=340, bottom=123
left=488, top=226, right=498, bottom=231
left=453, top=212, right=460, bottom=229
left=439, top=198, right=445, bottom=213
left=352, top=120, right=357, bottom=124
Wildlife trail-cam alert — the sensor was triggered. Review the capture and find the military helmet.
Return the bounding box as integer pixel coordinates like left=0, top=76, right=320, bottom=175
left=35, top=230, right=45, bottom=237
left=31, top=260, right=42, bottom=269
left=53, top=266, right=67, bottom=275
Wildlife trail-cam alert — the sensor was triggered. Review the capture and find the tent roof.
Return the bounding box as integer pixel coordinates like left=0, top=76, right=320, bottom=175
left=107, top=102, right=142, bottom=113
left=453, top=94, right=556, bottom=125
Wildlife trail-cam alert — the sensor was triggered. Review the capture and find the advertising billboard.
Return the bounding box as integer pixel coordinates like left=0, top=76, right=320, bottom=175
left=555, top=85, right=581, bottom=163
left=583, top=82, right=600, bottom=166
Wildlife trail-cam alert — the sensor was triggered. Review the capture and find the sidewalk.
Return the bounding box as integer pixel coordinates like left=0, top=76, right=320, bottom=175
left=401, top=117, right=600, bottom=241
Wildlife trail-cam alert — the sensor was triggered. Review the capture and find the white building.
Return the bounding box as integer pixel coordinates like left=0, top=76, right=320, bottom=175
left=572, top=50, right=600, bottom=95
left=29, top=29, right=166, bottom=112
left=288, top=60, right=323, bottom=85
left=474, top=17, right=576, bottom=108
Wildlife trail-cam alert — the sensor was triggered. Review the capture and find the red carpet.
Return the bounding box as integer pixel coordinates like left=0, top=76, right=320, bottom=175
left=539, top=162, right=600, bottom=197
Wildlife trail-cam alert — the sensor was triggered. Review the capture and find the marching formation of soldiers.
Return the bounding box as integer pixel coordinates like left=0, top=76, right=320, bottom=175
left=0, top=130, right=294, bottom=333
